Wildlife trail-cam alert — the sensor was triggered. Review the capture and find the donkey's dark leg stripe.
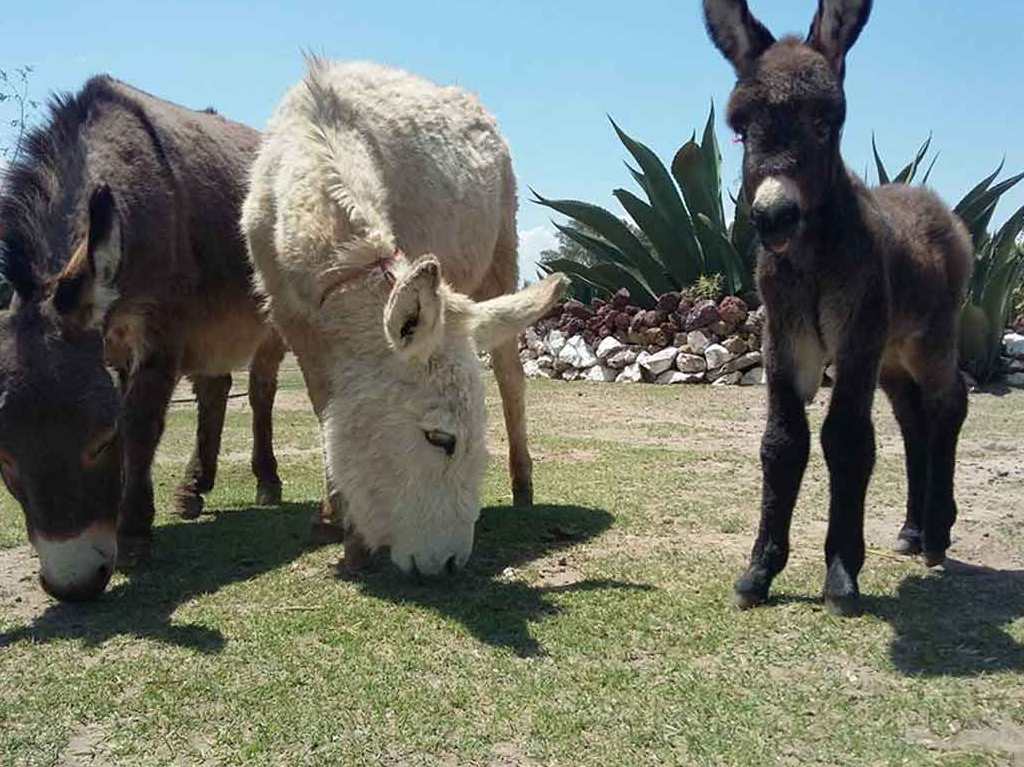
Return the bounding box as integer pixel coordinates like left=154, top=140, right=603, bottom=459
left=736, top=378, right=809, bottom=607
left=881, top=374, right=928, bottom=552
left=249, top=333, right=285, bottom=505
left=118, top=352, right=179, bottom=544
left=175, top=374, right=231, bottom=519
left=920, top=374, right=968, bottom=561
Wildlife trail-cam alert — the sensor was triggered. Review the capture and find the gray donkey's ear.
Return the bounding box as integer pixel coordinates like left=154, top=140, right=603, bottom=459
left=703, top=0, right=775, bottom=75
left=806, top=0, right=873, bottom=78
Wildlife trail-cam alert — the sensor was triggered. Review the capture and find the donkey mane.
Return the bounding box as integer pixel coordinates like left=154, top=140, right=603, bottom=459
left=0, top=76, right=176, bottom=301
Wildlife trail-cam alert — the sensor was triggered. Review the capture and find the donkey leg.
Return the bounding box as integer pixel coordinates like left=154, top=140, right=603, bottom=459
left=820, top=360, right=879, bottom=616
left=919, top=370, right=968, bottom=566
left=249, top=331, right=286, bottom=506
left=736, top=378, right=810, bottom=609
left=491, top=339, right=533, bottom=507
left=880, top=371, right=928, bottom=555
left=117, top=350, right=180, bottom=567
left=175, top=374, right=232, bottom=520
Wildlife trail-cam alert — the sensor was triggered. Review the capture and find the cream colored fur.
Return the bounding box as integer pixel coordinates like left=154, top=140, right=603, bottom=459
left=242, top=59, right=565, bottom=575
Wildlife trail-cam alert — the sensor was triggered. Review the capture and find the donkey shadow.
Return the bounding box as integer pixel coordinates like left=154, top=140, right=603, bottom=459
left=0, top=503, right=313, bottom=654
left=348, top=504, right=652, bottom=657
left=862, top=559, right=1024, bottom=677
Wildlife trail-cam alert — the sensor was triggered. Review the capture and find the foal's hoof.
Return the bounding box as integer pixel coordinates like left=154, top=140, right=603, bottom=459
left=734, top=568, right=771, bottom=610
left=175, top=492, right=204, bottom=521
left=823, top=560, right=861, bottom=617
left=116, top=536, right=152, bottom=570
left=922, top=550, right=946, bottom=568
left=894, top=533, right=922, bottom=556
left=512, top=483, right=534, bottom=508
left=824, top=593, right=862, bottom=618
left=255, top=482, right=283, bottom=506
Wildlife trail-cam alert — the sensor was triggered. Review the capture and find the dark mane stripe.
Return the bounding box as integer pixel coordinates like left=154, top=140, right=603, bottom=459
left=0, top=75, right=178, bottom=301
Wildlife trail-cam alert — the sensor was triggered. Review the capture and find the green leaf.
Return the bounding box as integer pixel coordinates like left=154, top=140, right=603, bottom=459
left=613, top=189, right=697, bottom=288
left=698, top=103, right=726, bottom=230
left=892, top=135, right=931, bottom=185
left=672, top=140, right=723, bottom=236
left=553, top=222, right=661, bottom=299
left=920, top=152, right=940, bottom=186
left=729, top=190, right=758, bottom=292
left=694, top=213, right=745, bottom=295
left=954, top=159, right=1004, bottom=215
left=872, top=134, right=890, bottom=185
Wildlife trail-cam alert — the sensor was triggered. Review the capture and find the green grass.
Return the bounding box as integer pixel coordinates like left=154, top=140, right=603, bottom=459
left=1, top=364, right=1023, bottom=766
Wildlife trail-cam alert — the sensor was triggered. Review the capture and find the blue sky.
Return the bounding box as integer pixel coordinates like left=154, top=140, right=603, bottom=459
left=4, top=1, right=1022, bottom=279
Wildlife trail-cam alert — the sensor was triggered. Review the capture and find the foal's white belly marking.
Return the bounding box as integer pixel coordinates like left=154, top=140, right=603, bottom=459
left=791, top=328, right=825, bottom=403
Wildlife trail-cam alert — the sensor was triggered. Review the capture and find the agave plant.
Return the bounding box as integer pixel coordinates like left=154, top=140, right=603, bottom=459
left=872, top=137, right=1024, bottom=383
left=534, top=105, right=756, bottom=309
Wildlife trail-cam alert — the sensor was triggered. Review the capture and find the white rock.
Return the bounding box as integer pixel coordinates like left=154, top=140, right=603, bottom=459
left=605, top=348, right=640, bottom=370
left=1007, top=372, right=1024, bottom=387
left=536, top=354, right=554, bottom=370
left=523, top=327, right=545, bottom=355
left=725, top=351, right=762, bottom=373
left=584, top=364, right=618, bottom=383
left=562, top=367, right=582, bottom=382
left=558, top=334, right=598, bottom=369
left=740, top=366, right=765, bottom=386
left=544, top=329, right=567, bottom=356
left=639, top=346, right=679, bottom=377
left=655, top=370, right=689, bottom=385
left=722, top=335, right=748, bottom=355
left=712, top=371, right=744, bottom=386
left=522, top=360, right=551, bottom=379
left=704, top=343, right=735, bottom=370
left=676, top=352, right=707, bottom=374
left=595, top=336, right=624, bottom=361
left=615, top=363, right=643, bottom=383
left=687, top=330, right=713, bottom=355
left=519, top=348, right=535, bottom=363
left=1004, top=332, right=1024, bottom=357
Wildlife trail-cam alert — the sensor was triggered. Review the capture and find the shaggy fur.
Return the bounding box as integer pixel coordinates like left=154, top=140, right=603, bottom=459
left=704, top=0, right=971, bottom=615
left=0, top=77, right=285, bottom=600
left=243, top=60, right=566, bottom=575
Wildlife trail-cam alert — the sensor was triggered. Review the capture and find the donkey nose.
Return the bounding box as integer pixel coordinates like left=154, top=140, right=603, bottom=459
left=752, top=197, right=800, bottom=250
left=39, top=562, right=112, bottom=602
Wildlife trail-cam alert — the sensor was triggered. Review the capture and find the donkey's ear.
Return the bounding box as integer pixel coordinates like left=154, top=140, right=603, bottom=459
left=806, top=0, right=873, bottom=77
left=463, top=272, right=569, bottom=351
left=703, top=0, right=775, bottom=75
left=54, top=184, right=123, bottom=328
left=383, top=255, right=445, bottom=362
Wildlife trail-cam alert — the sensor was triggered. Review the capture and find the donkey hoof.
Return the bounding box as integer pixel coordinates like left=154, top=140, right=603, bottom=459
left=922, top=550, right=946, bottom=568
left=824, top=593, right=862, bottom=618
left=116, top=536, right=152, bottom=570
left=734, top=568, right=771, bottom=610
left=894, top=527, right=922, bottom=556
left=175, top=493, right=204, bottom=520
left=255, top=482, right=283, bottom=506
left=512, top=483, right=534, bottom=508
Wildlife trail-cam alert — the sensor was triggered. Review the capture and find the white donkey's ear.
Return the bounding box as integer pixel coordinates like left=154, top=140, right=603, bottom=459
left=464, top=272, right=569, bottom=351
left=703, top=0, right=776, bottom=75
left=806, top=0, right=873, bottom=79
left=383, top=255, right=445, bottom=362
left=53, top=184, right=123, bottom=329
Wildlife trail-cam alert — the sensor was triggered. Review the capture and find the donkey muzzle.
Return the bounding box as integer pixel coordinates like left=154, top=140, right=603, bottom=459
left=752, top=177, right=802, bottom=253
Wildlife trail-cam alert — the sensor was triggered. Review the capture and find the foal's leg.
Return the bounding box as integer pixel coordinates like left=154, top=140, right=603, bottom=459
left=735, top=371, right=811, bottom=609
left=879, top=371, right=928, bottom=555
left=175, top=374, right=232, bottom=520
left=918, top=364, right=968, bottom=566
left=491, top=340, right=533, bottom=507
left=249, top=331, right=286, bottom=505
left=820, top=357, right=880, bottom=616
left=117, top=349, right=180, bottom=566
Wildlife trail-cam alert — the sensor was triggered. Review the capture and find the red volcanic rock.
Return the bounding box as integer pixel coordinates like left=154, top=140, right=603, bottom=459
left=611, top=288, right=631, bottom=310
left=591, top=297, right=608, bottom=311
left=562, top=318, right=585, bottom=337
left=564, top=299, right=593, bottom=320
left=656, top=292, right=681, bottom=313
left=718, top=295, right=749, bottom=326
left=624, top=304, right=642, bottom=316
left=684, top=299, right=720, bottom=331
left=612, top=312, right=631, bottom=331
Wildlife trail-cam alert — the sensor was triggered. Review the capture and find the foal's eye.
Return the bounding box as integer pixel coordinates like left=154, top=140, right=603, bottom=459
left=424, top=429, right=457, bottom=457
left=83, top=429, right=118, bottom=467
left=813, top=118, right=832, bottom=142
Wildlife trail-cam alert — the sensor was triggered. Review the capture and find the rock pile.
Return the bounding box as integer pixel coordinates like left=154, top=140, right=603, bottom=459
left=1004, top=330, right=1024, bottom=387
left=518, top=289, right=766, bottom=385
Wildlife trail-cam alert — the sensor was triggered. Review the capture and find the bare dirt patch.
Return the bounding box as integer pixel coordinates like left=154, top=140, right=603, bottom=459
left=908, top=721, right=1024, bottom=765
left=0, top=545, right=49, bottom=622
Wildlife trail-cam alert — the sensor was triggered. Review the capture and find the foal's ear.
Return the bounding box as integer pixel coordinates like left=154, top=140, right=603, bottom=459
left=806, top=0, right=873, bottom=78
left=464, top=272, right=569, bottom=351
left=383, top=255, right=445, bottom=362
left=702, top=0, right=775, bottom=75
left=54, top=184, right=123, bottom=329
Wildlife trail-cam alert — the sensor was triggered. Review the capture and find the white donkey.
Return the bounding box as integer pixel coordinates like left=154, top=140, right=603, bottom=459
left=242, top=60, right=566, bottom=576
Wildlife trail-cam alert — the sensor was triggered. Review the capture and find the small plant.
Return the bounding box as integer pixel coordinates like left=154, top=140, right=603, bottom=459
left=872, top=136, right=1024, bottom=382
left=534, top=105, right=756, bottom=309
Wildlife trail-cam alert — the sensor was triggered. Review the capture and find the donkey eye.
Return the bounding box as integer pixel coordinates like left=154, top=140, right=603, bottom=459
left=424, top=429, right=456, bottom=457
left=813, top=118, right=831, bottom=141
left=83, top=429, right=118, bottom=466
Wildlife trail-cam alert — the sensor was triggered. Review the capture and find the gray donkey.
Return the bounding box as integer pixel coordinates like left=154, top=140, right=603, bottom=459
left=703, top=0, right=971, bottom=615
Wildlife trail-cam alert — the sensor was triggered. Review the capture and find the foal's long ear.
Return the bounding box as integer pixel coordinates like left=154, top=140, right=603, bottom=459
left=53, top=184, right=123, bottom=329
left=702, top=0, right=775, bottom=75
left=383, top=255, right=445, bottom=362
left=806, top=0, right=873, bottom=78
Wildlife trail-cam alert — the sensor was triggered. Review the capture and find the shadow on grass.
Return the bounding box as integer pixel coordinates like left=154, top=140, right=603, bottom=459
left=349, top=504, right=652, bottom=657
left=771, top=558, right=1024, bottom=677
left=0, top=503, right=313, bottom=654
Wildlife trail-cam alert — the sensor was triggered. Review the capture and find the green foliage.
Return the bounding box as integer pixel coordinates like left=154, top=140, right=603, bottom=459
left=691, top=273, right=724, bottom=302
left=534, top=105, right=755, bottom=309
left=873, top=137, right=1024, bottom=383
